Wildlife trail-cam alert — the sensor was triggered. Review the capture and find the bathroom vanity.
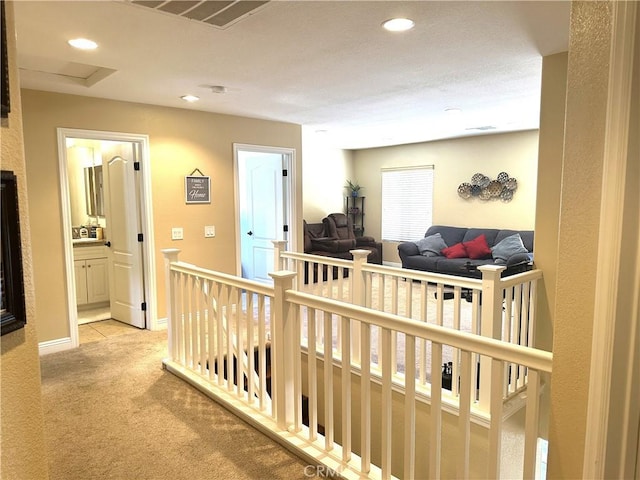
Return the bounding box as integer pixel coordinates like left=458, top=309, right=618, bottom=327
left=73, top=241, right=109, bottom=306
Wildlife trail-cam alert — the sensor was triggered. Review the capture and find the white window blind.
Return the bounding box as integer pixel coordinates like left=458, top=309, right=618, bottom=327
left=381, top=166, right=434, bottom=242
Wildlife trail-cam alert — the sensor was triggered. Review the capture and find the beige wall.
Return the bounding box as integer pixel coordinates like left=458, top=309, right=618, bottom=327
left=301, top=127, right=354, bottom=222
left=21, top=90, right=302, bottom=342
left=0, top=2, right=50, bottom=479
left=352, top=130, right=539, bottom=263
left=547, top=2, right=611, bottom=478
left=534, top=52, right=568, bottom=352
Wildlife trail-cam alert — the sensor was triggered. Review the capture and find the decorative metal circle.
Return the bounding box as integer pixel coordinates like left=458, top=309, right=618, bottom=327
left=497, top=172, right=510, bottom=183
left=470, top=185, right=482, bottom=196
left=457, top=183, right=472, bottom=199
left=505, top=178, right=518, bottom=191
left=500, top=188, right=514, bottom=201
left=471, top=173, right=485, bottom=185
left=479, top=188, right=492, bottom=200
left=486, top=180, right=502, bottom=197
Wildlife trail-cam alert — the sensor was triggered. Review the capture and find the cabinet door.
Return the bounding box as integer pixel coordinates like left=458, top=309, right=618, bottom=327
left=74, top=260, right=88, bottom=306
left=86, top=257, right=109, bottom=304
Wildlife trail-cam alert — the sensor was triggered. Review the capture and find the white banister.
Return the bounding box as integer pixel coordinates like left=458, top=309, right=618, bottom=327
left=163, top=254, right=550, bottom=479
left=269, top=270, right=297, bottom=430
left=478, top=265, right=507, bottom=412
left=350, top=249, right=369, bottom=364
left=272, top=240, right=287, bottom=271
left=162, top=248, right=181, bottom=360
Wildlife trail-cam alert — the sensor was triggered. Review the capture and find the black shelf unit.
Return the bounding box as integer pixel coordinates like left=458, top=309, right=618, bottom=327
left=345, top=195, right=365, bottom=237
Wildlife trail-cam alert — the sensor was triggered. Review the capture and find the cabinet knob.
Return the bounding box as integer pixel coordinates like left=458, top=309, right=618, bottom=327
left=104, top=241, right=111, bottom=247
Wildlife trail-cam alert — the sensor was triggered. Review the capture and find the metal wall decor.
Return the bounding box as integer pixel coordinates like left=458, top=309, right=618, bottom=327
left=457, top=172, right=517, bottom=202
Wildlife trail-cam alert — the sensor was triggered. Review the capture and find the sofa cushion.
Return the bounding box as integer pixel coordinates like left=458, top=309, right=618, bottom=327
left=463, top=234, right=492, bottom=259
left=441, top=242, right=467, bottom=259
left=424, top=225, right=468, bottom=249
left=414, top=233, right=448, bottom=257
left=492, top=233, right=528, bottom=264
left=462, top=228, right=499, bottom=247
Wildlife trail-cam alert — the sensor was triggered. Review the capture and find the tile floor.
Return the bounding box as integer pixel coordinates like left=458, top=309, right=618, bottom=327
left=78, top=319, right=141, bottom=344
left=78, top=305, right=111, bottom=325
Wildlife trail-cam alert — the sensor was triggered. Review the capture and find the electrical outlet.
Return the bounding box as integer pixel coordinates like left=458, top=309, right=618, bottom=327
left=204, top=225, right=215, bottom=238
left=171, top=227, right=183, bottom=240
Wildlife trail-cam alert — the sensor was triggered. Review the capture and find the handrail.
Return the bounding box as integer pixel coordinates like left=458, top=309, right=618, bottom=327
left=170, top=260, right=273, bottom=297
left=287, top=290, right=553, bottom=373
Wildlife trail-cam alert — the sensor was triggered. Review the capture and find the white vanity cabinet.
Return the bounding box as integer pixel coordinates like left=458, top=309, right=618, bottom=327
left=73, top=244, right=109, bottom=306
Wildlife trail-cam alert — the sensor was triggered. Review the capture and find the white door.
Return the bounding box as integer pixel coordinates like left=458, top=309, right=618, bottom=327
left=101, top=142, right=146, bottom=328
left=237, top=150, right=286, bottom=283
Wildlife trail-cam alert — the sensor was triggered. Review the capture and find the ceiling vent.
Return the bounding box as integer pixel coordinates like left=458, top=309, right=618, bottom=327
left=130, top=0, right=269, bottom=29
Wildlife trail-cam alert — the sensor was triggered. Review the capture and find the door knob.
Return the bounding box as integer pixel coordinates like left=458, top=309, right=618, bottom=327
left=247, top=231, right=253, bottom=236
left=104, top=241, right=111, bottom=247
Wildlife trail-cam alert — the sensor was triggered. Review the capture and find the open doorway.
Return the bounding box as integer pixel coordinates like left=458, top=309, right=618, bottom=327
left=234, top=144, right=295, bottom=283
left=57, top=128, right=157, bottom=349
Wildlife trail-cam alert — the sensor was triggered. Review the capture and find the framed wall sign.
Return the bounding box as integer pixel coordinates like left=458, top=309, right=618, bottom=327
left=185, top=175, right=211, bottom=204
left=1, top=171, right=26, bottom=336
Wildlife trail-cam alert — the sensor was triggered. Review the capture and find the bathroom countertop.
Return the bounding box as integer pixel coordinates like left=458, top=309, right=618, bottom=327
left=72, top=238, right=106, bottom=246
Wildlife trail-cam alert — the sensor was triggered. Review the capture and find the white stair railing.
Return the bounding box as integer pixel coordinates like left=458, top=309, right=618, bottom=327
left=162, top=249, right=552, bottom=479
left=273, top=242, right=543, bottom=405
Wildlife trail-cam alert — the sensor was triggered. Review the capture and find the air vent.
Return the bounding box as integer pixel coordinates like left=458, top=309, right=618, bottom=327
left=130, top=0, right=269, bottom=29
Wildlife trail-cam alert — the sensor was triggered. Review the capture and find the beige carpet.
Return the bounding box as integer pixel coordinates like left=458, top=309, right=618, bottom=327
left=39, top=329, right=310, bottom=480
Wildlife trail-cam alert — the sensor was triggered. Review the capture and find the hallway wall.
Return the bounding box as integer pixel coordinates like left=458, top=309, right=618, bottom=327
left=21, top=90, right=302, bottom=343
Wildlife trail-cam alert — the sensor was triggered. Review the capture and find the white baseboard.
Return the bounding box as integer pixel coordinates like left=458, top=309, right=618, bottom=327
left=39, top=337, right=74, bottom=356
left=383, top=261, right=402, bottom=268
left=151, top=317, right=168, bottom=330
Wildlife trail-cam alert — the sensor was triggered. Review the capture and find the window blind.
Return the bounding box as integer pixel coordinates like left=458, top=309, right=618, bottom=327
left=381, top=166, right=434, bottom=242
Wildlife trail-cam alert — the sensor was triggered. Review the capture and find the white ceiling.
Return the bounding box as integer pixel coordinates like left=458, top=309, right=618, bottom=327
left=13, top=1, right=571, bottom=150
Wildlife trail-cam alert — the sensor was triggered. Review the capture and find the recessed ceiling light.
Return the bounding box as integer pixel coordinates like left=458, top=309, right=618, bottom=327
left=68, top=38, right=98, bottom=50
left=181, top=95, right=200, bottom=102
left=382, top=18, right=415, bottom=32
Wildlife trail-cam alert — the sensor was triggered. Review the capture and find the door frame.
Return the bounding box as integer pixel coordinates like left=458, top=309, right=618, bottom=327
left=57, top=128, right=158, bottom=348
left=233, top=143, right=296, bottom=278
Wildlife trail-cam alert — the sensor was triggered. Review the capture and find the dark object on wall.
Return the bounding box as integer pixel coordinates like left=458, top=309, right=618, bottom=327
left=1, top=1, right=10, bottom=118
left=1, top=171, right=26, bottom=335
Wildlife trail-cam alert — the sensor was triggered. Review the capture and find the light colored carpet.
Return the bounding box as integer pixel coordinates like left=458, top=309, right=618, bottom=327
left=40, top=329, right=310, bottom=480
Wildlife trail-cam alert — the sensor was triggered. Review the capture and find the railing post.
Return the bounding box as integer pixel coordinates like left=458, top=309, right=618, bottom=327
left=269, top=270, right=297, bottom=430
left=272, top=240, right=287, bottom=271
left=162, top=248, right=181, bottom=361
left=350, top=249, right=370, bottom=364
left=477, top=263, right=507, bottom=472
left=477, top=265, right=506, bottom=412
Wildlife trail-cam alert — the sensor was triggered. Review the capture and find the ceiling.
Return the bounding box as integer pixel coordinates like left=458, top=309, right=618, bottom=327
left=13, top=1, right=571, bottom=150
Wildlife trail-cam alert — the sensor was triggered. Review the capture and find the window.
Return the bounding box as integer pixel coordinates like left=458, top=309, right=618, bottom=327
left=381, top=166, right=434, bottom=242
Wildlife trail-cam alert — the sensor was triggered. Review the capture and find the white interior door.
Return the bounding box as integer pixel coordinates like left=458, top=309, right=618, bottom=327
left=238, top=150, right=286, bottom=283
left=102, top=142, right=146, bottom=328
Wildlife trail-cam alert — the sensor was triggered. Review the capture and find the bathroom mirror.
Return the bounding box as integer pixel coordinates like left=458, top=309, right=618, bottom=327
left=84, top=164, right=104, bottom=217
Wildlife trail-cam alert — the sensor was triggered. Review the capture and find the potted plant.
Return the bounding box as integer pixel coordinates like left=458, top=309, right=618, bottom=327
left=345, top=180, right=362, bottom=197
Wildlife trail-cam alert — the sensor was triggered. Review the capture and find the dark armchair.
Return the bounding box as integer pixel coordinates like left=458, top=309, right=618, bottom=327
left=320, top=213, right=382, bottom=264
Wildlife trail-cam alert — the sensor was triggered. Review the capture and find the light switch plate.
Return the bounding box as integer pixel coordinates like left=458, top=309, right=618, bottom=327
left=171, top=227, right=183, bottom=240
left=204, top=225, right=215, bottom=238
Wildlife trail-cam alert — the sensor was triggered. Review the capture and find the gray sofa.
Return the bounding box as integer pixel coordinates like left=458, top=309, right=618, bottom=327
left=398, top=225, right=534, bottom=279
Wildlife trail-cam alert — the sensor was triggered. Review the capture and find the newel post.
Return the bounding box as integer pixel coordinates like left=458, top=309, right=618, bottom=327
left=477, top=265, right=506, bottom=408
left=478, top=264, right=506, bottom=477
left=272, top=240, right=287, bottom=271
left=478, top=265, right=506, bottom=340
left=162, top=249, right=181, bottom=360
left=269, top=270, right=297, bottom=430
left=350, top=249, right=370, bottom=363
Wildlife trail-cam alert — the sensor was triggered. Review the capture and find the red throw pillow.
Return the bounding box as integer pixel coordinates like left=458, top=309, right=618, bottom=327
left=441, top=242, right=467, bottom=259
left=463, top=234, right=492, bottom=260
